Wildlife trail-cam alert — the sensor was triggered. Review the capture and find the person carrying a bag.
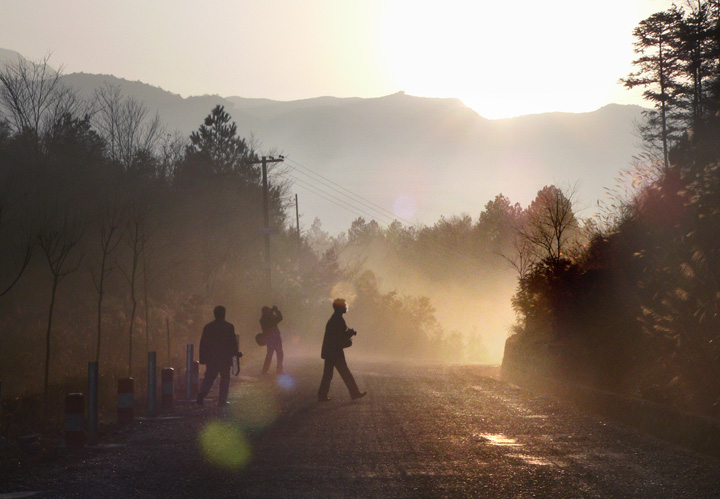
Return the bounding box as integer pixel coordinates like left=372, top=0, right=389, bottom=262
left=317, top=298, right=367, bottom=402
left=260, top=305, right=284, bottom=375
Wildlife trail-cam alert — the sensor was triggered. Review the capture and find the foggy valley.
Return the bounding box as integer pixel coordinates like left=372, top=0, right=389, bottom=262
left=0, top=47, right=644, bottom=376
left=0, top=48, right=645, bottom=376
left=4, top=1, right=720, bottom=491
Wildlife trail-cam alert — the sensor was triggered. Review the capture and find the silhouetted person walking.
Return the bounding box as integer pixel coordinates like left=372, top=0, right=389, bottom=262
left=197, top=305, right=238, bottom=407
left=260, top=305, right=284, bottom=375
left=318, top=298, right=366, bottom=402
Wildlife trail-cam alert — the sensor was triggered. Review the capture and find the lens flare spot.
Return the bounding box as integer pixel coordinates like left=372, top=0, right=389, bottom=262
left=276, top=373, right=297, bottom=391
left=199, top=422, right=251, bottom=470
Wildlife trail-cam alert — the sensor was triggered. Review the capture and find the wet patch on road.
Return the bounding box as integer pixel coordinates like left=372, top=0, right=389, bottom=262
left=474, top=433, right=523, bottom=447
left=506, top=453, right=555, bottom=466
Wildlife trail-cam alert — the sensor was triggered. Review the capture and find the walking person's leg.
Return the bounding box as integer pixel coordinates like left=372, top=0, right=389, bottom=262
left=334, top=352, right=364, bottom=398
left=317, top=358, right=335, bottom=401
left=275, top=341, right=284, bottom=374
left=197, top=364, right=220, bottom=405
left=218, top=365, right=231, bottom=405
left=262, top=345, right=274, bottom=374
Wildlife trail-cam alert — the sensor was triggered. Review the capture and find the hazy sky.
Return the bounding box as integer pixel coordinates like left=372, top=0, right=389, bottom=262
left=2, top=0, right=675, bottom=118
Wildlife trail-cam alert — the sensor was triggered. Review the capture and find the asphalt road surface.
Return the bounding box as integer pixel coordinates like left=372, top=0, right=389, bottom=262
left=4, top=359, right=720, bottom=498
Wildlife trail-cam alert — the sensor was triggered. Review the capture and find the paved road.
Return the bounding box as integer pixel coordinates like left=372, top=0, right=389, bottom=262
left=4, top=359, right=720, bottom=498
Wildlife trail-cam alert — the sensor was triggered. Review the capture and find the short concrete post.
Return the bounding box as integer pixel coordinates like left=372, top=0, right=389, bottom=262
left=185, top=344, right=194, bottom=401
left=65, top=393, right=85, bottom=448
left=148, top=351, right=157, bottom=417
left=88, top=362, right=99, bottom=441
left=191, top=361, right=199, bottom=397
left=117, top=377, right=134, bottom=425
left=161, top=367, right=174, bottom=409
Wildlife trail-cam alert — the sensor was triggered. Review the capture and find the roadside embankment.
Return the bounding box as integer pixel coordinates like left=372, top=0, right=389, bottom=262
left=502, top=336, right=720, bottom=459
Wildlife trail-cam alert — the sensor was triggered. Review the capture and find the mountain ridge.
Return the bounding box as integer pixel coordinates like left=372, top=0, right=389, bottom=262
left=1, top=51, right=646, bottom=233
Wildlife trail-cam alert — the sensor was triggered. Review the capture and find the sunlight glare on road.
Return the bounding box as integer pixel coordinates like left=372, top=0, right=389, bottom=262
left=199, top=421, right=251, bottom=470
left=475, top=433, right=523, bottom=447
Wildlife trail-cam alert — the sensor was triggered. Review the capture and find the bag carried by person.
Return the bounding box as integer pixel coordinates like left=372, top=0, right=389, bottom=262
left=255, top=332, right=267, bottom=346
left=232, top=351, right=243, bottom=376
left=340, top=328, right=357, bottom=349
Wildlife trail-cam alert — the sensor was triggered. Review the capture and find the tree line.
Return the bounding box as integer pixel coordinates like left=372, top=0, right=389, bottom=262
left=504, top=1, right=720, bottom=419
left=0, top=55, right=290, bottom=411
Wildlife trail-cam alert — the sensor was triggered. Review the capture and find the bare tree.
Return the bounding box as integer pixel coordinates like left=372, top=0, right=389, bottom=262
left=90, top=201, right=124, bottom=363
left=38, top=208, right=84, bottom=406
left=0, top=173, right=34, bottom=297
left=502, top=228, right=534, bottom=279
left=139, top=217, right=162, bottom=361
left=0, top=55, right=83, bottom=164
left=118, top=214, right=144, bottom=377
left=518, top=184, right=581, bottom=266
left=93, top=84, right=163, bottom=171
left=141, top=241, right=152, bottom=359
left=158, top=130, right=186, bottom=179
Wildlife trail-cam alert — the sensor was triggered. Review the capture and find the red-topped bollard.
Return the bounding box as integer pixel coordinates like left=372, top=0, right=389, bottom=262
left=117, top=377, right=134, bottom=425
left=65, top=393, right=85, bottom=448
left=161, top=367, right=174, bottom=409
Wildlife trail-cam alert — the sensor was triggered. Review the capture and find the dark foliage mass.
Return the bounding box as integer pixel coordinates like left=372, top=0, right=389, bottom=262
left=506, top=2, right=720, bottom=419
left=0, top=58, right=287, bottom=420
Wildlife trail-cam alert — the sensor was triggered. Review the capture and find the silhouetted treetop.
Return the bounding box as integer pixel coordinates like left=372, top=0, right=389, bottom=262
left=621, top=7, right=685, bottom=169
left=182, top=105, right=259, bottom=182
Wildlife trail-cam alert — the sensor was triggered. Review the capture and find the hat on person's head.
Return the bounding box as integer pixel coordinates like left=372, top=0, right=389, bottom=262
left=332, top=298, right=347, bottom=310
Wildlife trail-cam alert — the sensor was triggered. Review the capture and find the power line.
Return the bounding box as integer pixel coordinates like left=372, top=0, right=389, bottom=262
left=285, top=174, right=381, bottom=222
left=272, top=159, right=484, bottom=273
left=273, top=171, right=464, bottom=274
left=279, top=159, right=480, bottom=267
left=286, top=159, right=404, bottom=226
left=283, top=173, right=398, bottom=227
left=280, top=157, right=488, bottom=266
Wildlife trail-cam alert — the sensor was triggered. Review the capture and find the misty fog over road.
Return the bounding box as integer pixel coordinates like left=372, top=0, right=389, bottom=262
left=4, top=360, right=719, bottom=498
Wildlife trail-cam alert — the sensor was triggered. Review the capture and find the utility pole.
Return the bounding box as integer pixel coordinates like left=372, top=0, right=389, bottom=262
left=253, top=155, right=284, bottom=296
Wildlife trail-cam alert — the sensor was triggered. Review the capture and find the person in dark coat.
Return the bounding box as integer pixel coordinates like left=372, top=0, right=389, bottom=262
left=318, top=298, right=367, bottom=402
left=197, top=305, right=238, bottom=406
left=260, top=305, right=284, bottom=375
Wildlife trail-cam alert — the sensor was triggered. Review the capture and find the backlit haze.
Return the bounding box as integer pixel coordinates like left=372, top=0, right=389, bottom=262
left=0, top=0, right=676, bottom=364
left=2, top=0, right=674, bottom=118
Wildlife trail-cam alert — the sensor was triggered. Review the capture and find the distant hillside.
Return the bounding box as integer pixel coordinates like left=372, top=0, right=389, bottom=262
left=0, top=48, right=27, bottom=67
left=27, top=70, right=643, bottom=233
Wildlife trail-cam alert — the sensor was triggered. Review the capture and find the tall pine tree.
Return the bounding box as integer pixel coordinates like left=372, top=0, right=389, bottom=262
left=622, top=7, right=685, bottom=170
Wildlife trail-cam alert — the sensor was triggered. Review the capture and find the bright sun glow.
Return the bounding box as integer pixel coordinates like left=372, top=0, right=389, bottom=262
left=380, top=0, right=645, bottom=118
